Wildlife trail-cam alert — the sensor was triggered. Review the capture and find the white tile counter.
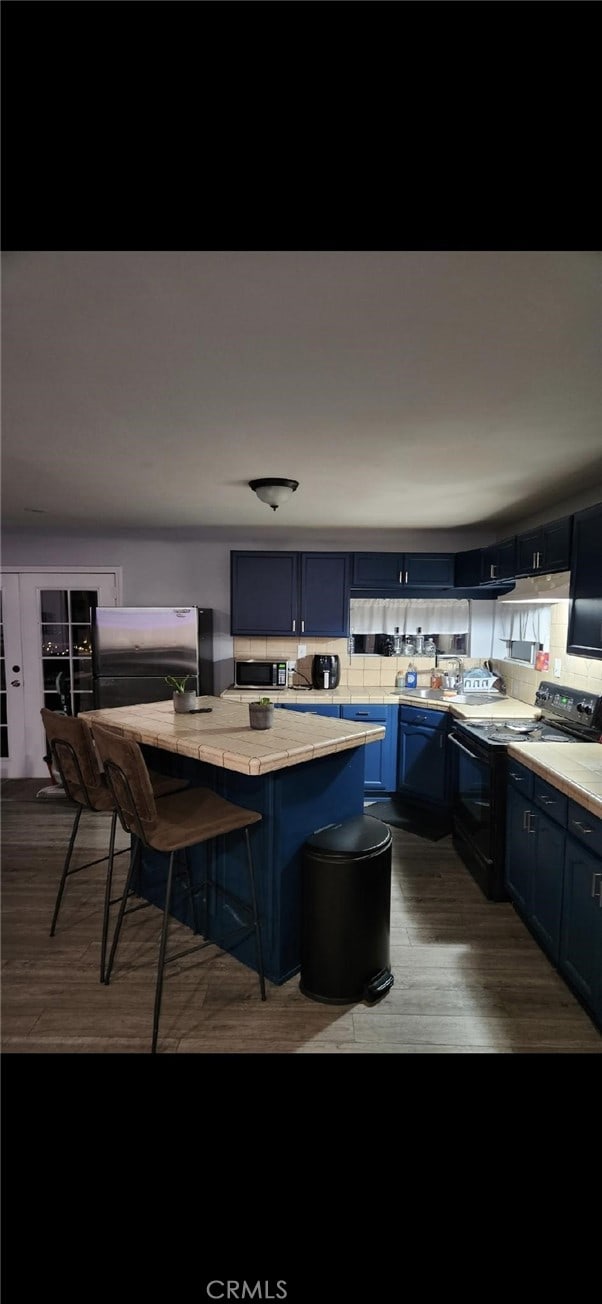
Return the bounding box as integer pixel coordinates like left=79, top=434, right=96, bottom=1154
left=507, top=741, right=602, bottom=819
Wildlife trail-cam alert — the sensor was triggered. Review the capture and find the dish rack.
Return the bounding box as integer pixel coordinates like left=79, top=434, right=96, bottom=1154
left=462, top=671, right=498, bottom=692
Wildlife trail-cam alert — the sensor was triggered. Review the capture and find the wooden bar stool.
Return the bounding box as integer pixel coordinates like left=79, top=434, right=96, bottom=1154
left=91, top=722, right=266, bottom=1054
left=41, top=709, right=188, bottom=983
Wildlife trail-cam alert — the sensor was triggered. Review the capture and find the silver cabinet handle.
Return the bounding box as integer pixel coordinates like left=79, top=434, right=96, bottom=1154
left=404, top=571, right=408, bottom=584
left=292, top=619, right=296, bottom=632
left=536, top=551, right=542, bottom=568
left=439, top=734, right=444, bottom=748
left=532, top=552, right=536, bottom=569
left=527, top=811, right=536, bottom=833
left=591, top=872, right=602, bottom=901
left=522, top=809, right=535, bottom=831
left=301, top=620, right=304, bottom=633
left=354, top=712, right=370, bottom=718
left=539, top=796, right=556, bottom=806
left=509, top=771, right=526, bottom=781
left=572, top=819, right=593, bottom=834
left=490, top=564, right=497, bottom=579
left=399, top=571, right=403, bottom=584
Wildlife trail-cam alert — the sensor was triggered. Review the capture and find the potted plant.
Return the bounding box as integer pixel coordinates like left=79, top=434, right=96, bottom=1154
left=165, top=674, right=197, bottom=713
left=249, top=696, right=274, bottom=730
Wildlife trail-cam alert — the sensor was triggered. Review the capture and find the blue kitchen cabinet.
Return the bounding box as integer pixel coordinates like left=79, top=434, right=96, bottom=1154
left=560, top=805, right=602, bottom=1027
left=480, top=536, right=517, bottom=584
left=397, top=705, right=448, bottom=807
left=567, top=503, right=602, bottom=658
left=341, top=704, right=398, bottom=794
left=516, top=513, right=572, bottom=577
left=351, top=552, right=454, bottom=589
left=505, top=764, right=566, bottom=961
left=230, top=551, right=350, bottom=637
left=454, top=548, right=482, bottom=588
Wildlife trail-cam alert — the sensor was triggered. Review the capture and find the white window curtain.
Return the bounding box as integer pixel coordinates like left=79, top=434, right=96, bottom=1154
left=493, top=603, right=551, bottom=646
left=350, top=598, right=470, bottom=635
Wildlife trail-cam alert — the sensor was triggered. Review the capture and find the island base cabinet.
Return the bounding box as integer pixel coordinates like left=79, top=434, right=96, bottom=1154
left=560, top=835, right=602, bottom=1027
left=137, top=743, right=366, bottom=986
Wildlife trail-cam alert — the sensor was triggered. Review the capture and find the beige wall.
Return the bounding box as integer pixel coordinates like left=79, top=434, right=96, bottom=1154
left=236, top=603, right=602, bottom=702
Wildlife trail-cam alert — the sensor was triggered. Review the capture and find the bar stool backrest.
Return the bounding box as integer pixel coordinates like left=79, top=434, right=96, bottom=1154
left=41, top=708, right=110, bottom=811
left=91, top=724, right=159, bottom=844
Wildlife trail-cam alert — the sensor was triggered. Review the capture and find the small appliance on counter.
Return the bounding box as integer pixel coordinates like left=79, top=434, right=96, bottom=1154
left=311, top=654, right=341, bottom=690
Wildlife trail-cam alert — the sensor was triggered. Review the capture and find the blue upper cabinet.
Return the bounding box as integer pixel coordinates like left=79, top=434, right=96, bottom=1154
left=301, top=553, right=350, bottom=636
left=231, top=551, right=350, bottom=637
left=515, top=514, right=572, bottom=577
left=352, top=553, right=454, bottom=588
left=567, top=503, right=602, bottom=658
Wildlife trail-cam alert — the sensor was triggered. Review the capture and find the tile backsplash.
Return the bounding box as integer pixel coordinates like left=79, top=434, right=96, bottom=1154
left=234, top=603, right=602, bottom=702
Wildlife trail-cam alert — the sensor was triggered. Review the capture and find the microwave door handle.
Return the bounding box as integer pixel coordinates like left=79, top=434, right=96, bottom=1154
left=449, top=732, right=485, bottom=763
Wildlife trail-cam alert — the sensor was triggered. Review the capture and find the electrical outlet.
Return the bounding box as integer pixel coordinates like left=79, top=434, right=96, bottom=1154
left=297, top=644, right=307, bottom=658
left=554, top=657, right=561, bottom=678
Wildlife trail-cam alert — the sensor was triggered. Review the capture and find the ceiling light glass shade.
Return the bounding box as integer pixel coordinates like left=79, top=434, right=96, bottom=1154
left=249, top=478, right=299, bottom=511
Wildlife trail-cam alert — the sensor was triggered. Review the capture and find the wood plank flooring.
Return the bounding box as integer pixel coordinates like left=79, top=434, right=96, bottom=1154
left=2, top=779, right=601, bottom=1054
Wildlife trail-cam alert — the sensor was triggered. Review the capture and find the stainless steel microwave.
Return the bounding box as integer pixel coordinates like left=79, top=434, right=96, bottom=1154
left=234, top=659, right=287, bottom=690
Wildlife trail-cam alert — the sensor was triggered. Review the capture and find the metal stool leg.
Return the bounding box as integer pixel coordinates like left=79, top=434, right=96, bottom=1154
left=182, top=848, right=201, bottom=935
left=152, top=851, right=176, bottom=1054
left=244, top=827, right=266, bottom=1001
left=104, top=839, right=140, bottom=985
left=99, top=810, right=118, bottom=983
left=49, top=805, right=83, bottom=936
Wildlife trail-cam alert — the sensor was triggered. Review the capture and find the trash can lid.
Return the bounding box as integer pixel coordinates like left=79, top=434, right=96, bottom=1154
left=305, top=814, right=392, bottom=858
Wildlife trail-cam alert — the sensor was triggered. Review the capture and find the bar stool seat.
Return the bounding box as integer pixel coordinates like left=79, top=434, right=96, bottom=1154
left=91, top=722, right=266, bottom=1053
left=41, top=708, right=188, bottom=982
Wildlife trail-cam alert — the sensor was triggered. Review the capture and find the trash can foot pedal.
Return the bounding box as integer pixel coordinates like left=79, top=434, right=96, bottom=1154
left=363, top=969, right=394, bottom=1003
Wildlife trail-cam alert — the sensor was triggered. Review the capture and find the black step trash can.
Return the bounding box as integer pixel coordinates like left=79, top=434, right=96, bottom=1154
left=300, top=814, right=394, bottom=1005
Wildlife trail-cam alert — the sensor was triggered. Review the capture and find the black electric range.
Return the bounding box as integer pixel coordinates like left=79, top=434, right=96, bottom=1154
left=449, top=681, right=602, bottom=901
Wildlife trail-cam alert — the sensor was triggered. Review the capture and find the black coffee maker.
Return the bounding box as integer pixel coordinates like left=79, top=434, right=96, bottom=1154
left=311, top=654, right=341, bottom=690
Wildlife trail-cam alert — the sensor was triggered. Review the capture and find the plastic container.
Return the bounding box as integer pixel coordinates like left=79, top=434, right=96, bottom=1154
left=405, top=661, right=417, bottom=688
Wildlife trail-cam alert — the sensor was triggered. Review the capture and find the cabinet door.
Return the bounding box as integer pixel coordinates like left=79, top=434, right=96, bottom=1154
left=342, top=704, right=398, bottom=793
left=516, top=529, right=542, bottom=577
left=398, top=723, right=447, bottom=804
left=497, top=537, right=517, bottom=580
left=405, top=554, right=454, bottom=586
left=560, top=834, right=602, bottom=1024
left=454, top=548, right=482, bottom=588
left=230, top=552, right=298, bottom=636
left=531, top=808, right=565, bottom=961
left=351, top=553, right=402, bottom=587
left=567, top=503, right=602, bottom=658
left=542, top=515, right=571, bottom=572
left=300, top=553, right=350, bottom=636
left=505, top=783, right=533, bottom=913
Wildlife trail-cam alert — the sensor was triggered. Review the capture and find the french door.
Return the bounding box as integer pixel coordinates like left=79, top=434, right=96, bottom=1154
left=0, top=569, right=120, bottom=778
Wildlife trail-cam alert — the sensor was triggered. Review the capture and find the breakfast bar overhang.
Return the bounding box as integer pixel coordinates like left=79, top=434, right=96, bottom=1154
left=80, top=697, right=385, bottom=984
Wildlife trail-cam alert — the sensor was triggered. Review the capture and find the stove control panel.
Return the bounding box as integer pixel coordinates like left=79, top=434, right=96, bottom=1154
left=536, top=680, right=602, bottom=730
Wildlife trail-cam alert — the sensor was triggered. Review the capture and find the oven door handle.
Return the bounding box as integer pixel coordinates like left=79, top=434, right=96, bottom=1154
left=449, top=731, right=485, bottom=762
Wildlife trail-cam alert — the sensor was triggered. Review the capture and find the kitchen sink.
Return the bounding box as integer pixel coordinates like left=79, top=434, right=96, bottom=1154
left=393, top=688, right=505, bottom=705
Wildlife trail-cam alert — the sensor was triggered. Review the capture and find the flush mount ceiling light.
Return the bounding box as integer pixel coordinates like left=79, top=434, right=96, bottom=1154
left=248, top=478, right=299, bottom=511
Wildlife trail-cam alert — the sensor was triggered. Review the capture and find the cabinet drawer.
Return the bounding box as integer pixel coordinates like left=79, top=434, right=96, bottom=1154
left=400, top=705, right=446, bottom=729
left=341, top=705, right=387, bottom=723
left=533, top=776, right=568, bottom=827
left=566, top=800, right=602, bottom=858
left=507, top=762, right=534, bottom=798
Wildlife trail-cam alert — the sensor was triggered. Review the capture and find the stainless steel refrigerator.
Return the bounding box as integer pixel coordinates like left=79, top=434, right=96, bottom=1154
left=92, top=606, right=215, bottom=708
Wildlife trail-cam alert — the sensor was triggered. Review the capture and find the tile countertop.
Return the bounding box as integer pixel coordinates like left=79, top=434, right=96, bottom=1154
left=507, top=742, right=602, bottom=820
left=79, top=696, right=385, bottom=778
left=221, top=688, right=542, bottom=721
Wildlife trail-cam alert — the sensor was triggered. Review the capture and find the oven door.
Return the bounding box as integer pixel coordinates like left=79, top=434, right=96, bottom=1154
left=449, top=727, right=493, bottom=863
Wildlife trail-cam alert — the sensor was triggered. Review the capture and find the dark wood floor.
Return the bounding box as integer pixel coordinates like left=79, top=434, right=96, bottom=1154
left=2, top=778, right=601, bottom=1053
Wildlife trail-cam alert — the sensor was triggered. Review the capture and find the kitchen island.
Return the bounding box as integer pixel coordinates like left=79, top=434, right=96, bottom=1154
left=79, top=697, right=385, bottom=984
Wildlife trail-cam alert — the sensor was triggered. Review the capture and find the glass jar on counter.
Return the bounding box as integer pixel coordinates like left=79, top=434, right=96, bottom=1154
left=402, top=638, right=415, bottom=656
left=424, top=637, right=437, bottom=656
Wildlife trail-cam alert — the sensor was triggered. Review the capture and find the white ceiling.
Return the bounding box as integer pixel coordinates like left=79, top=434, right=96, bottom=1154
left=2, top=249, right=602, bottom=536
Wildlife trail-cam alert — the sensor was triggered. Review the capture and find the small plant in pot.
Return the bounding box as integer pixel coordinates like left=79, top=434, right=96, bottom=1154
left=249, top=696, right=274, bottom=730
left=165, top=674, right=197, bottom=713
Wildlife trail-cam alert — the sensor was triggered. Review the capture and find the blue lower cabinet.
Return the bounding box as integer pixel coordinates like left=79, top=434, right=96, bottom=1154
left=341, top=704, right=398, bottom=794
left=560, top=832, right=602, bottom=1028
left=505, top=770, right=565, bottom=962
left=397, top=706, right=448, bottom=806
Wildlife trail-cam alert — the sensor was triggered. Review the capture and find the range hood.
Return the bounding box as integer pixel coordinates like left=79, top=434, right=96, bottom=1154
left=498, top=570, right=571, bottom=603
